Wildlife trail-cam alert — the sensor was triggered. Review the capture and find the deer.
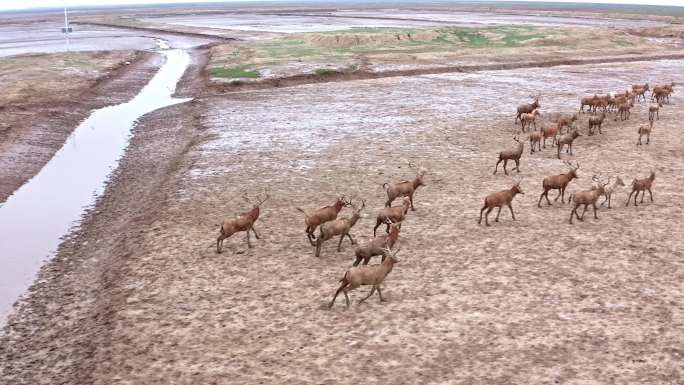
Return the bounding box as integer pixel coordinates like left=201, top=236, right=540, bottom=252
left=557, top=113, right=577, bottom=134
left=515, top=94, right=541, bottom=125
left=329, top=246, right=401, bottom=308
left=354, top=221, right=401, bottom=267
left=373, top=197, right=410, bottom=237
left=478, top=180, right=524, bottom=226
left=568, top=175, right=608, bottom=224
left=494, top=136, right=524, bottom=175
left=529, top=130, right=543, bottom=154
left=216, top=192, right=269, bottom=253
left=315, top=199, right=365, bottom=257
left=296, top=196, right=350, bottom=246
left=600, top=175, right=625, bottom=209
left=631, top=84, right=649, bottom=102
left=579, top=94, right=599, bottom=113
left=637, top=121, right=654, bottom=146
left=542, top=125, right=560, bottom=149
left=520, top=110, right=541, bottom=132
left=652, top=82, right=674, bottom=103
left=557, top=129, right=581, bottom=159
left=588, top=112, right=606, bottom=135
left=626, top=171, right=655, bottom=207
left=382, top=161, right=426, bottom=210
left=537, top=161, right=579, bottom=207
left=616, top=99, right=633, bottom=121
left=649, top=102, right=662, bottom=121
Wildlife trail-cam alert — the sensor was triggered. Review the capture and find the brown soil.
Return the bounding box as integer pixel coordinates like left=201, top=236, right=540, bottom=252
left=0, top=51, right=162, bottom=203
left=2, top=56, right=682, bottom=384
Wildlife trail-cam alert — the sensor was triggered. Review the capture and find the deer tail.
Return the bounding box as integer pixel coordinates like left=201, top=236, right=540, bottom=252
left=382, top=182, right=389, bottom=190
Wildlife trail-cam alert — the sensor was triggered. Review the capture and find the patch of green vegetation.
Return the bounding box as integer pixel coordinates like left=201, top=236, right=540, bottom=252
left=502, top=31, right=546, bottom=46
left=314, top=68, right=339, bottom=76
left=62, top=59, right=88, bottom=67
left=448, top=29, right=491, bottom=47
left=209, top=66, right=260, bottom=79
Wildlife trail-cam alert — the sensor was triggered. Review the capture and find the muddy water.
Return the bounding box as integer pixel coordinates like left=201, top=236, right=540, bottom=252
left=0, top=49, right=191, bottom=322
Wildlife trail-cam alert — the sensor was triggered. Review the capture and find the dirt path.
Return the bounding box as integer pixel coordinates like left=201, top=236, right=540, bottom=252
left=2, top=57, right=683, bottom=384
left=0, top=51, right=162, bottom=203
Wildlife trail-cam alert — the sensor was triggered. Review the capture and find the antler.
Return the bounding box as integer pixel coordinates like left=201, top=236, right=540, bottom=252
left=255, top=190, right=270, bottom=206
left=242, top=192, right=251, bottom=203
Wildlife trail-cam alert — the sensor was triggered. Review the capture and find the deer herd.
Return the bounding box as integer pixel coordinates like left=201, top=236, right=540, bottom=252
left=213, top=80, right=675, bottom=309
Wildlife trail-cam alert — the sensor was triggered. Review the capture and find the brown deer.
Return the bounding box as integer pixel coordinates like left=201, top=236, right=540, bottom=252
left=529, top=130, right=543, bottom=154
left=354, top=221, right=401, bottom=266
left=557, top=113, right=577, bottom=133
left=494, top=136, right=524, bottom=175
left=588, top=112, right=606, bottom=135
left=625, top=171, right=655, bottom=207
left=537, top=161, right=579, bottom=207
left=632, top=83, right=649, bottom=102
left=382, top=161, right=426, bottom=210
left=649, top=102, right=662, bottom=121
left=315, top=200, right=365, bottom=257
left=616, top=100, right=633, bottom=121
left=569, top=175, right=608, bottom=224
left=373, top=197, right=410, bottom=236
left=515, top=94, right=540, bottom=124
left=636, top=122, right=653, bottom=146
left=579, top=94, right=599, bottom=113
left=478, top=180, right=524, bottom=226
left=600, top=176, right=625, bottom=209
left=542, top=125, right=560, bottom=149
left=520, top=110, right=540, bottom=132
left=557, top=129, right=581, bottom=159
left=297, top=196, right=350, bottom=245
left=329, top=246, right=401, bottom=308
left=216, top=192, right=269, bottom=253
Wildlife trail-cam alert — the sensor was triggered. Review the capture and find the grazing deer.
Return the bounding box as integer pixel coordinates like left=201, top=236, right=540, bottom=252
left=216, top=192, right=269, bottom=253
left=569, top=175, right=608, bottom=224
left=354, top=221, right=401, bottom=267
left=383, top=161, right=426, bottom=210
left=637, top=121, right=654, bottom=146
left=538, top=161, right=579, bottom=207
left=600, top=176, right=625, bottom=209
left=374, top=197, right=410, bottom=237
left=494, top=136, right=524, bottom=175
left=315, top=200, right=365, bottom=257
left=625, top=171, right=655, bottom=207
left=515, top=94, right=541, bottom=125
left=478, top=180, right=524, bottom=226
left=542, top=125, right=560, bottom=149
left=297, top=196, right=350, bottom=245
left=557, top=129, right=581, bottom=159
left=329, top=247, right=401, bottom=308
left=588, top=112, right=606, bottom=135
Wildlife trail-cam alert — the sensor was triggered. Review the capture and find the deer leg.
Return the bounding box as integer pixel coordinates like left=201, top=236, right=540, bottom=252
left=646, top=133, right=650, bottom=144
left=216, top=235, right=225, bottom=254
left=337, top=235, right=344, bottom=252
left=508, top=204, right=516, bottom=221
left=537, top=190, right=547, bottom=207
left=346, top=233, right=356, bottom=246
left=409, top=193, right=416, bottom=211
left=494, top=158, right=502, bottom=174
left=569, top=206, right=576, bottom=224
left=640, top=190, right=645, bottom=204
left=359, top=286, right=376, bottom=304
left=592, top=203, right=598, bottom=219
left=385, top=222, right=391, bottom=233
left=503, top=159, right=509, bottom=175
left=251, top=225, right=260, bottom=239
left=353, top=256, right=362, bottom=267
left=495, top=206, right=502, bottom=222
left=478, top=205, right=486, bottom=224
left=343, top=290, right=351, bottom=308
left=307, top=232, right=316, bottom=246
left=648, top=188, right=653, bottom=202
left=625, top=191, right=634, bottom=206
left=600, top=194, right=608, bottom=207
left=373, top=219, right=381, bottom=237
left=485, top=207, right=493, bottom=227
left=246, top=229, right=252, bottom=248
left=514, top=158, right=520, bottom=173
left=377, top=286, right=386, bottom=302
left=315, top=238, right=322, bottom=257
left=554, top=189, right=562, bottom=202
left=329, top=281, right=348, bottom=308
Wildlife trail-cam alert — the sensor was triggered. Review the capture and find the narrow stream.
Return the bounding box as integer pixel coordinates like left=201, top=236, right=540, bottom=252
left=0, top=48, right=191, bottom=322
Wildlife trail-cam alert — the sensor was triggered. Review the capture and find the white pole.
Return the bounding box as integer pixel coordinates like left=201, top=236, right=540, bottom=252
left=63, top=1, right=70, bottom=50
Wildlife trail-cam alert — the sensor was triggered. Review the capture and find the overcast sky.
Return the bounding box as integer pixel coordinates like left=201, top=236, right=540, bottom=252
left=1, top=0, right=682, bottom=11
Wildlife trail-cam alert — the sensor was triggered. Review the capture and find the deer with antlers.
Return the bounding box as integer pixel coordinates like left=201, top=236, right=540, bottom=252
left=354, top=220, right=401, bottom=267
left=494, top=136, right=524, bottom=175
left=315, top=199, right=365, bottom=258
left=568, top=175, right=608, bottom=224
left=515, top=94, right=541, bottom=125
left=330, top=246, right=401, bottom=308
left=538, top=161, right=579, bottom=207
left=478, top=179, right=524, bottom=226
left=382, top=161, right=426, bottom=211
left=600, top=175, right=625, bottom=209
left=216, top=191, right=269, bottom=253
left=297, top=196, right=350, bottom=246
left=374, top=197, right=410, bottom=237
left=625, top=171, right=655, bottom=207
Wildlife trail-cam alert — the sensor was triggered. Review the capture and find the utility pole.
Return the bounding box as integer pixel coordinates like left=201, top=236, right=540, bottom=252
left=62, top=1, right=70, bottom=51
